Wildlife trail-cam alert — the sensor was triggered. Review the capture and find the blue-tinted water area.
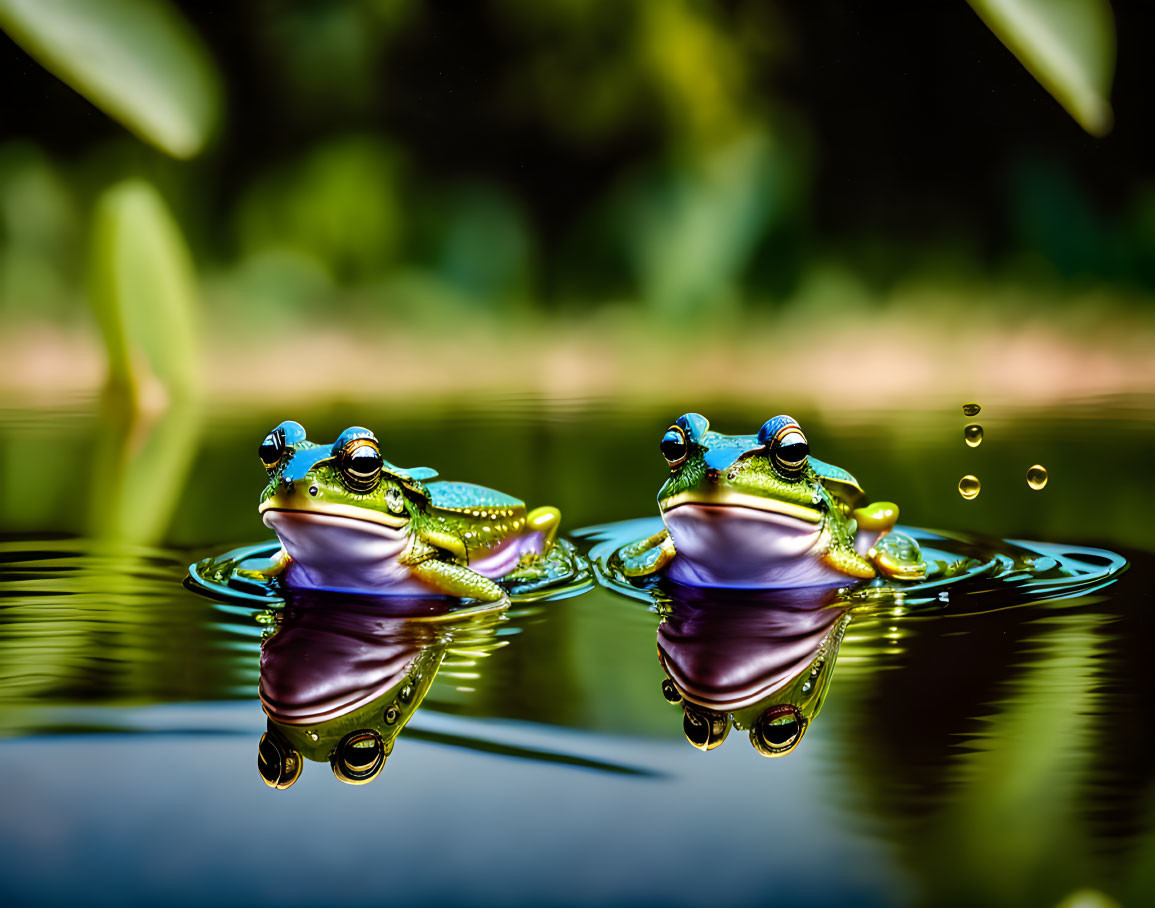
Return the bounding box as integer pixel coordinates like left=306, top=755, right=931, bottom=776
left=2, top=394, right=1154, bottom=907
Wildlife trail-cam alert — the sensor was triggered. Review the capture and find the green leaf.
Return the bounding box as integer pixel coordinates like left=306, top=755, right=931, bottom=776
left=88, top=179, right=199, bottom=400
left=0, top=0, right=221, bottom=158
left=968, top=0, right=1115, bottom=136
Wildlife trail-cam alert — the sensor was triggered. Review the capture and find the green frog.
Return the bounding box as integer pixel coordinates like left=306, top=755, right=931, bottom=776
left=249, top=420, right=563, bottom=602
left=619, top=413, right=926, bottom=587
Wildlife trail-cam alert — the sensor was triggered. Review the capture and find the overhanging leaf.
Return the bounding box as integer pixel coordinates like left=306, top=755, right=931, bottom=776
left=0, top=0, right=221, bottom=158
left=968, top=0, right=1115, bottom=136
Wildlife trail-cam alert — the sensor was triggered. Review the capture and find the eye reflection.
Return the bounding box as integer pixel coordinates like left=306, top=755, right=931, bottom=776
left=751, top=705, right=805, bottom=758
left=683, top=704, right=730, bottom=750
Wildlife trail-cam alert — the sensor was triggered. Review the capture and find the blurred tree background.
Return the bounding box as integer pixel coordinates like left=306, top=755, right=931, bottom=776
left=0, top=0, right=1149, bottom=399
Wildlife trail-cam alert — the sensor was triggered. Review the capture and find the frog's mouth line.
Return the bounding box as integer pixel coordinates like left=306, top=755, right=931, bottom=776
left=259, top=499, right=410, bottom=530
left=660, top=490, right=823, bottom=525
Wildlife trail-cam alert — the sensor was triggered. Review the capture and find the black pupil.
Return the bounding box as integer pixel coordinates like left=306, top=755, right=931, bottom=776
left=776, top=432, right=809, bottom=467
left=661, top=430, right=687, bottom=463
left=259, top=434, right=282, bottom=468
left=765, top=718, right=799, bottom=747
left=346, top=444, right=382, bottom=478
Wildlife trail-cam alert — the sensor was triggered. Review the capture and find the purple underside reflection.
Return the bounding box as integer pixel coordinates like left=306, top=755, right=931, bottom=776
left=263, top=509, right=543, bottom=595
left=658, top=586, right=846, bottom=710
left=259, top=597, right=439, bottom=724
left=662, top=503, right=874, bottom=589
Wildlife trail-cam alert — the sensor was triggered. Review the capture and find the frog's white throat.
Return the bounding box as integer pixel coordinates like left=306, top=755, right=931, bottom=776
left=262, top=509, right=432, bottom=596
left=661, top=502, right=848, bottom=589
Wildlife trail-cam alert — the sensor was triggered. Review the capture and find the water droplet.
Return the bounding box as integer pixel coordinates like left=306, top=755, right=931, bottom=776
left=964, top=424, right=983, bottom=447
left=309, top=732, right=319, bottom=741
left=802, top=683, right=811, bottom=692
left=962, top=402, right=981, bottom=417
left=958, top=475, right=981, bottom=500
left=1026, top=464, right=1048, bottom=490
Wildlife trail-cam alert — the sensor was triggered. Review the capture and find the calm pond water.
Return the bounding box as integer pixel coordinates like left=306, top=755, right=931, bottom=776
left=2, top=393, right=1154, bottom=907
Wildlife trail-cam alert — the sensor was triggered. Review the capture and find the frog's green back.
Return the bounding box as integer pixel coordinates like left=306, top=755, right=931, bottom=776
left=428, top=481, right=525, bottom=512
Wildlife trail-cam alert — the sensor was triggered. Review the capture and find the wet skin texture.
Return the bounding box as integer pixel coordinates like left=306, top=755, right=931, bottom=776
left=619, top=413, right=927, bottom=588
left=250, top=420, right=562, bottom=602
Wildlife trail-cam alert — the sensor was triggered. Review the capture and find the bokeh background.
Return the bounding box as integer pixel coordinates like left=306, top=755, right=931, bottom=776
left=1, top=0, right=1151, bottom=406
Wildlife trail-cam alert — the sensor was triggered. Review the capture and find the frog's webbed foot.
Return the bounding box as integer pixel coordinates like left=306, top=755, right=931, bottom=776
left=235, top=546, right=292, bottom=581
left=869, top=532, right=927, bottom=581
left=619, top=529, right=677, bottom=578
left=819, top=545, right=877, bottom=580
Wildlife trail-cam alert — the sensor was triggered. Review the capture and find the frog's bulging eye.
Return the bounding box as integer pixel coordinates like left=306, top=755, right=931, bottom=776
left=338, top=439, right=384, bottom=493
left=751, top=705, right=804, bottom=758
left=259, top=429, right=286, bottom=474
left=259, top=421, right=307, bottom=474
left=759, top=416, right=809, bottom=479
left=774, top=430, right=810, bottom=476
left=661, top=426, right=688, bottom=467
left=330, top=730, right=386, bottom=785
left=257, top=731, right=302, bottom=789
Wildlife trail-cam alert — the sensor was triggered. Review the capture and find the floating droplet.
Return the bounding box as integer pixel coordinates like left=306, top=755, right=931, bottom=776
left=958, top=475, right=981, bottom=499
left=802, top=682, right=811, bottom=692
left=1026, top=464, right=1048, bottom=490
left=964, top=423, right=983, bottom=447
left=962, top=402, right=981, bottom=417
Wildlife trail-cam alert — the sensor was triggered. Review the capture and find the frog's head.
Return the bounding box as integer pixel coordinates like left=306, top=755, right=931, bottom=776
left=255, top=421, right=438, bottom=589
left=656, top=413, right=832, bottom=583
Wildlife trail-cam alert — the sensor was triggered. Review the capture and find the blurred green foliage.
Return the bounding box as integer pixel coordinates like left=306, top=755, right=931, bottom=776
left=0, top=0, right=1148, bottom=350
left=968, top=0, right=1115, bottom=136
left=0, top=0, right=220, bottom=158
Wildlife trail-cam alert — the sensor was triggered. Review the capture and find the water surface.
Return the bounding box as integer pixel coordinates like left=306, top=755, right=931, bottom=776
left=2, top=395, right=1154, bottom=907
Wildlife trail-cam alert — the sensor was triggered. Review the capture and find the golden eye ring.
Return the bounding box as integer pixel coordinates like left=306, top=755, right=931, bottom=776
left=338, top=438, right=384, bottom=493
left=771, top=428, right=809, bottom=476
left=330, top=730, right=386, bottom=785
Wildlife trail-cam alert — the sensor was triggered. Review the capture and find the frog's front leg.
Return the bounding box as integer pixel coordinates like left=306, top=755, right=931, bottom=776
left=402, top=539, right=508, bottom=603
left=235, top=546, right=292, bottom=581
left=619, top=528, right=677, bottom=578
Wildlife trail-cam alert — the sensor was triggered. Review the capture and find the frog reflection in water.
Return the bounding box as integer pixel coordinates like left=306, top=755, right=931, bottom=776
left=257, top=592, right=503, bottom=788
left=621, top=413, right=927, bottom=587
left=656, top=585, right=850, bottom=756
left=250, top=420, right=563, bottom=602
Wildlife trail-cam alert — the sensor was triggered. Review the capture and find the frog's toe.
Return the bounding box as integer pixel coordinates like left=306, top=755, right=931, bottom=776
left=869, top=532, right=927, bottom=581
left=619, top=530, right=676, bottom=578
left=505, top=553, right=548, bottom=581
